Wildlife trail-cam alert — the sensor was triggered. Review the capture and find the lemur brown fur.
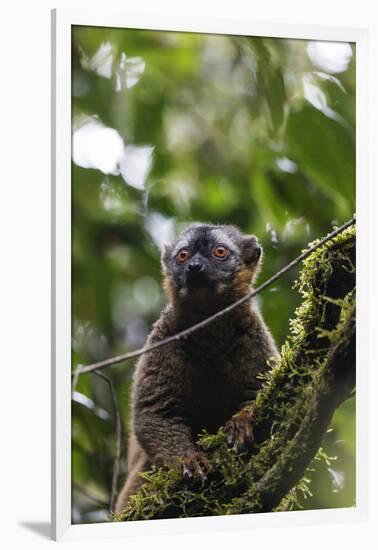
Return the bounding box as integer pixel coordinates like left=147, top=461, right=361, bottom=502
left=115, top=223, right=278, bottom=513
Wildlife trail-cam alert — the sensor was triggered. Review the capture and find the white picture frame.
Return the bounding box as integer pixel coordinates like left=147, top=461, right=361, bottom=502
left=51, top=8, right=369, bottom=541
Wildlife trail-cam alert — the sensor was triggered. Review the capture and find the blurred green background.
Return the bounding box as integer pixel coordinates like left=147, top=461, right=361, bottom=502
left=71, top=26, right=356, bottom=523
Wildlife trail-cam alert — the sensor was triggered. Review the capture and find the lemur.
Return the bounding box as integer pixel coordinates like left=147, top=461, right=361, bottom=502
left=115, top=223, right=278, bottom=513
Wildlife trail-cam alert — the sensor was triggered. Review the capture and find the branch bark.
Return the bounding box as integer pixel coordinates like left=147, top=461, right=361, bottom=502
left=115, top=222, right=356, bottom=521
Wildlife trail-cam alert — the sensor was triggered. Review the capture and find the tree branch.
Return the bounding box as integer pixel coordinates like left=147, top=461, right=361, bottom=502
left=114, top=221, right=356, bottom=521
left=254, top=310, right=355, bottom=511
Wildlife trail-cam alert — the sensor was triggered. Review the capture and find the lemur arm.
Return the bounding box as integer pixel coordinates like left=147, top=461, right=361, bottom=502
left=225, top=312, right=279, bottom=450
left=133, top=354, right=209, bottom=478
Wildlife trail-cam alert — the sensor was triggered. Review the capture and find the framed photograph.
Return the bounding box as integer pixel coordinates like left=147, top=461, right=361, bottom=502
left=52, top=8, right=369, bottom=541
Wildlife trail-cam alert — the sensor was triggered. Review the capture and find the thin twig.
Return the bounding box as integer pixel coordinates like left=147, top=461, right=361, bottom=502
left=71, top=365, right=82, bottom=392
left=94, top=371, right=123, bottom=514
left=73, top=217, right=355, bottom=379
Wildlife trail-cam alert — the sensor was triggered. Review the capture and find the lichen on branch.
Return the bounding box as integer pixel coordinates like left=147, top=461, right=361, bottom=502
left=115, top=224, right=356, bottom=521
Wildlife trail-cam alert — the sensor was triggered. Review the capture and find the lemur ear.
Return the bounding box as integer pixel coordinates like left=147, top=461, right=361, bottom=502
left=241, top=235, right=262, bottom=266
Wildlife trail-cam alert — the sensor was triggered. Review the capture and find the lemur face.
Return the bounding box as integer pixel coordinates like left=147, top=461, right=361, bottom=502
left=162, top=223, right=262, bottom=296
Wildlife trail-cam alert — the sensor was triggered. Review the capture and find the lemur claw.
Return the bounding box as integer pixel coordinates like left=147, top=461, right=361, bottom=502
left=225, top=408, right=255, bottom=452
left=181, top=451, right=210, bottom=482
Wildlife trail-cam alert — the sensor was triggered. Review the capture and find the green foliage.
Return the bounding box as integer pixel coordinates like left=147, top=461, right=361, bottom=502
left=71, top=27, right=356, bottom=522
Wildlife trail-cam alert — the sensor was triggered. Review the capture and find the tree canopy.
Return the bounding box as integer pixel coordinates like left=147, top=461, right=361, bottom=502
left=71, top=27, right=355, bottom=523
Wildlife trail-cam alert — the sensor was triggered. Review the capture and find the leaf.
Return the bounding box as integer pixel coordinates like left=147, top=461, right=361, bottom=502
left=286, top=104, right=355, bottom=214
left=247, top=38, right=287, bottom=133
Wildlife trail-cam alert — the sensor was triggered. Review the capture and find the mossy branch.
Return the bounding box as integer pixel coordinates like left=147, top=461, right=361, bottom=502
left=115, top=224, right=356, bottom=521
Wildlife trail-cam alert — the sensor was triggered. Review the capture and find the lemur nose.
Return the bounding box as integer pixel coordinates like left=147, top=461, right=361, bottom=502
left=188, top=260, right=204, bottom=273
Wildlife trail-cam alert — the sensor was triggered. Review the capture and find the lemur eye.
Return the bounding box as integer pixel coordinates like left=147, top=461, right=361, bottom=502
left=213, top=245, right=229, bottom=259
left=176, top=248, right=191, bottom=263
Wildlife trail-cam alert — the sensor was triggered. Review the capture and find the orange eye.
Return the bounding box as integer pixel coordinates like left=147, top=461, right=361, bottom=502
left=176, top=248, right=190, bottom=263
left=213, top=245, right=229, bottom=259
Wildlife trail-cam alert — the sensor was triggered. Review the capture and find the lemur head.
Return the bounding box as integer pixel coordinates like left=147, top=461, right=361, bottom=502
left=162, top=223, right=262, bottom=302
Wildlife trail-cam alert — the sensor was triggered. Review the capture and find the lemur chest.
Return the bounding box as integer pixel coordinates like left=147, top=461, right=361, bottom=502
left=181, top=347, right=246, bottom=432
left=175, top=319, right=257, bottom=432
